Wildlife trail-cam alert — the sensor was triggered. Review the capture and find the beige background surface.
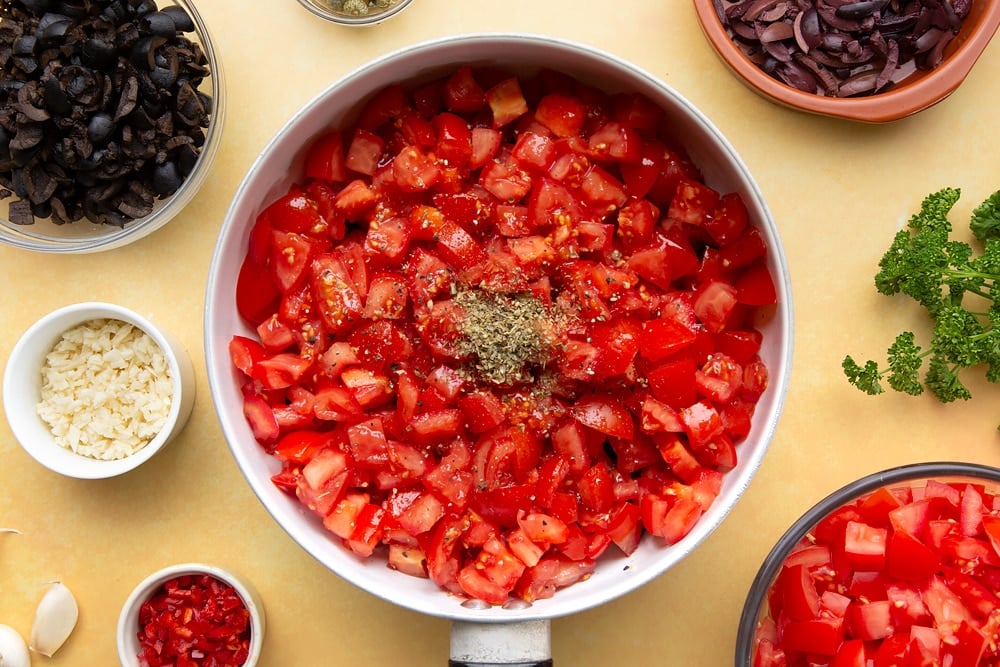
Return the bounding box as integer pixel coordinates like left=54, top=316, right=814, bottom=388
left=2, top=1, right=1000, bottom=664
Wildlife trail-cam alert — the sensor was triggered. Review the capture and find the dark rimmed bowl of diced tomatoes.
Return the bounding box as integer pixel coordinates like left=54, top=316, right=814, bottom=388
left=738, top=461, right=1000, bottom=667
left=205, top=32, right=793, bottom=664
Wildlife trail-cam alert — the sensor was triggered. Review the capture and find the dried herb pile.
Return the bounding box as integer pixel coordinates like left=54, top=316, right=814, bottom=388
left=0, top=0, right=213, bottom=227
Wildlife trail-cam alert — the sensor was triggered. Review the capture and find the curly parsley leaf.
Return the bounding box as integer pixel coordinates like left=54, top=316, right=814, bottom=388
left=844, top=188, right=1000, bottom=427
left=970, top=190, right=1000, bottom=242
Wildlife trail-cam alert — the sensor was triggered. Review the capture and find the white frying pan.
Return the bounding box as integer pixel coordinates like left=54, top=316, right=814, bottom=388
left=204, top=33, right=793, bottom=665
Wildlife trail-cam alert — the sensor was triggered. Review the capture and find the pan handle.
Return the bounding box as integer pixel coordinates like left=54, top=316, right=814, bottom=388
left=449, top=619, right=553, bottom=666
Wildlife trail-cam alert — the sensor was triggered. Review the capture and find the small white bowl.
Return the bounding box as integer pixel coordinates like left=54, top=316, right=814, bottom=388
left=117, top=563, right=265, bottom=667
left=2, top=302, right=195, bottom=479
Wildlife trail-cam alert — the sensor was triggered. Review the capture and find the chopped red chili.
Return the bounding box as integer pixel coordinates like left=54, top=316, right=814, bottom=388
left=137, top=574, right=252, bottom=667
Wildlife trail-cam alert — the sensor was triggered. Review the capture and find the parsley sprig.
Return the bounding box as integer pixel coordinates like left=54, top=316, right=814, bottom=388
left=842, top=188, right=1000, bottom=413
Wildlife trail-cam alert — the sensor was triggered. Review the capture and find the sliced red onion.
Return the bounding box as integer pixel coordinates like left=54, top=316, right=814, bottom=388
left=715, top=0, right=969, bottom=98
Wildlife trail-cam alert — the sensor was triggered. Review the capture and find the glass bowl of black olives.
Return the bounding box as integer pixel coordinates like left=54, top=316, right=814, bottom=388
left=295, top=0, right=414, bottom=26
left=0, top=0, right=225, bottom=253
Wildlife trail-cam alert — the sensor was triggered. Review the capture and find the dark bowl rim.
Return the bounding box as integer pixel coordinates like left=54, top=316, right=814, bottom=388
left=734, top=460, right=1000, bottom=664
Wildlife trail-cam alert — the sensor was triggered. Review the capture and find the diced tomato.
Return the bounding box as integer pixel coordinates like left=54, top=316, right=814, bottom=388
left=311, top=253, right=364, bottom=334
left=647, top=357, right=698, bottom=410
left=304, top=130, right=347, bottom=183
left=230, top=66, right=779, bottom=609
left=345, top=128, right=386, bottom=176
left=480, top=149, right=534, bottom=202
left=393, top=146, right=441, bottom=192
left=334, top=179, right=378, bottom=218
left=667, top=178, right=719, bottom=226
left=512, top=131, right=557, bottom=172
left=588, top=121, right=641, bottom=163
left=844, top=520, right=889, bottom=571
left=241, top=392, right=280, bottom=444
left=535, top=93, right=587, bottom=137
left=470, top=126, right=502, bottom=169
left=570, top=394, right=635, bottom=440
left=444, top=66, right=487, bottom=114
left=485, top=77, right=529, bottom=128
left=694, top=280, right=739, bottom=334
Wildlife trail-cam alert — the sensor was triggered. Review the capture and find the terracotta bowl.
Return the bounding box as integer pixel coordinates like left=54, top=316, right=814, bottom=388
left=693, top=0, right=1000, bottom=122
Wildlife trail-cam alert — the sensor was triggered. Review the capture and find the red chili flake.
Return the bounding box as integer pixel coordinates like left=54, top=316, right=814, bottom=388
left=136, top=574, right=252, bottom=667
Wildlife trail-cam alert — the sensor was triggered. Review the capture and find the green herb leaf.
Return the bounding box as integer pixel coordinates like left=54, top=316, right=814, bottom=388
left=885, top=332, right=924, bottom=395
left=844, top=188, right=1000, bottom=428
left=842, top=356, right=884, bottom=395
left=970, top=190, right=1000, bottom=241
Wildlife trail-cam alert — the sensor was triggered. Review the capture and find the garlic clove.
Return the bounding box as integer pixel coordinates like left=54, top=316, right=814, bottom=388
left=29, top=582, right=78, bottom=657
left=0, top=528, right=21, bottom=535
left=0, top=624, right=30, bottom=667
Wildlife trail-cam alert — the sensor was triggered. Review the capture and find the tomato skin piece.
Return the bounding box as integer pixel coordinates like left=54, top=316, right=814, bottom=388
left=435, top=221, right=487, bottom=270
left=345, top=128, right=385, bottom=177
left=304, top=130, right=347, bottom=183
left=588, top=121, right=641, bottom=163
left=843, top=520, right=889, bottom=571
left=480, top=149, right=534, bottom=203
left=736, top=262, right=778, bottom=306
left=667, top=178, right=720, bottom=226
left=514, top=556, right=596, bottom=603
left=829, top=639, right=867, bottom=667
left=270, top=229, right=316, bottom=292
left=984, top=514, right=1000, bottom=557
left=780, top=617, right=845, bottom=656
left=535, top=92, right=587, bottom=137
left=779, top=563, right=821, bottom=621
left=310, top=253, right=365, bottom=334
left=444, top=66, right=487, bottom=113
left=704, top=191, right=749, bottom=246
left=469, top=126, right=502, bottom=169
left=578, top=464, right=615, bottom=513
left=236, top=245, right=281, bottom=327
left=846, top=600, right=894, bottom=641
left=334, top=179, right=378, bottom=219
left=678, top=400, right=725, bottom=448
left=392, top=145, right=441, bottom=192
left=241, top=392, right=280, bottom=444
left=229, top=335, right=266, bottom=379
left=433, top=112, right=473, bottom=168
left=647, top=357, right=699, bottom=410
left=570, top=394, right=635, bottom=440
left=887, top=530, right=940, bottom=581
left=694, top=280, right=739, bottom=334
left=660, top=498, right=703, bottom=545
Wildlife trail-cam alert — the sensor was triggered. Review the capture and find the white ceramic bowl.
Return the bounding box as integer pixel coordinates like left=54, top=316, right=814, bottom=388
left=2, top=302, right=196, bottom=479
left=0, top=0, right=226, bottom=253
left=204, top=32, right=793, bottom=634
left=116, top=562, right=265, bottom=666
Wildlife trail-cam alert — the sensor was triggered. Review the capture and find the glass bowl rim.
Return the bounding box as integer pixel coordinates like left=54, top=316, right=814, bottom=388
left=735, top=460, right=1000, bottom=664
left=295, top=0, right=415, bottom=26
left=0, top=0, right=227, bottom=254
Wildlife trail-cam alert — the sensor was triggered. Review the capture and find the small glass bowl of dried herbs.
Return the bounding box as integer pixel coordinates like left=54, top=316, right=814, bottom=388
left=0, top=0, right=225, bottom=253
left=295, top=0, right=414, bottom=26
left=693, top=0, right=1000, bottom=122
